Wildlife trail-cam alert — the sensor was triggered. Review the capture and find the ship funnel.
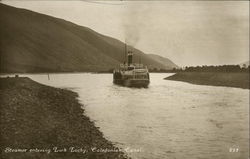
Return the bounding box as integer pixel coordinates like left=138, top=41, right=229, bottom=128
left=127, top=51, right=133, bottom=66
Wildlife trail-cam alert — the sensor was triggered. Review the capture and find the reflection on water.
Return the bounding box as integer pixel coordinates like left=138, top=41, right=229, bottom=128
left=16, top=73, right=249, bottom=159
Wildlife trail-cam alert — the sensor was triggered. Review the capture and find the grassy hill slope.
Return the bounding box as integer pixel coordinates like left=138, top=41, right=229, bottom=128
left=0, top=4, right=177, bottom=73
left=148, top=54, right=178, bottom=69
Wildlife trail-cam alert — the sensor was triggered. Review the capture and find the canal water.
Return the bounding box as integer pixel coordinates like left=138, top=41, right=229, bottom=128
left=19, top=73, right=248, bottom=159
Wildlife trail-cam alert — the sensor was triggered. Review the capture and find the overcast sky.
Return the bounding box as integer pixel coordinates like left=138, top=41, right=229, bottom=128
left=2, top=0, right=249, bottom=66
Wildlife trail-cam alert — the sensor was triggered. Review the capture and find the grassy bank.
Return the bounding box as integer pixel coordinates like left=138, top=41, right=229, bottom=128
left=0, top=77, right=127, bottom=159
left=165, top=72, right=249, bottom=89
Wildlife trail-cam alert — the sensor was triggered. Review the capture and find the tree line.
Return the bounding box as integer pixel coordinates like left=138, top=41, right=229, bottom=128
left=149, top=65, right=249, bottom=73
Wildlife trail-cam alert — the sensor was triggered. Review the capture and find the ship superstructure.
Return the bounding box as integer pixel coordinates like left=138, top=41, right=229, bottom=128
left=113, top=44, right=150, bottom=87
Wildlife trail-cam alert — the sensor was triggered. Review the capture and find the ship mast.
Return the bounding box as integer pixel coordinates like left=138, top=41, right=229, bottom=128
left=124, top=43, right=127, bottom=64
left=127, top=50, right=133, bottom=66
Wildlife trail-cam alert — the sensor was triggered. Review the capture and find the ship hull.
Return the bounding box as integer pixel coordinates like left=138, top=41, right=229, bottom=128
left=113, top=79, right=149, bottom=88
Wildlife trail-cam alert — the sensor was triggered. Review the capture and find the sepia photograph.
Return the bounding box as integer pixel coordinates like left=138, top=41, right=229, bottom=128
left=0, top=0, right=249, bottom=159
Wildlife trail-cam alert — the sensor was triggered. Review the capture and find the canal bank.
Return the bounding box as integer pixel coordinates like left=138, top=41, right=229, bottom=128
left=1, top=73, right=248, bottom=159
left=0, top=77, right=127, bottom=159
left=165, top=72, right=249, bottom=89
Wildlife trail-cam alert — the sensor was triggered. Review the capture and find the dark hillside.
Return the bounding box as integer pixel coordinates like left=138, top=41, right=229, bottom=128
left=0, top=3, right=177, bottom=73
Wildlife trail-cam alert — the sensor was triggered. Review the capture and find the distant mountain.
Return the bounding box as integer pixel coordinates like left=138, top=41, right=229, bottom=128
left=0, top=4, right=177, bottom=73
left=148, top=54, right=178, bottom=69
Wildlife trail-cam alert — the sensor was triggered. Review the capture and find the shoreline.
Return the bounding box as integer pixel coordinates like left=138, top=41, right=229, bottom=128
left=0, top=71, right=175, bottom=76
left=0, top=77, right=127, bottom=159
left=165, top=72, right=249, bottom=89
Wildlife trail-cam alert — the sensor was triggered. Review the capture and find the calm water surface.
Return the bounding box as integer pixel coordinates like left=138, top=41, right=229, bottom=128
left=18, top=73, right=249, bottom=159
